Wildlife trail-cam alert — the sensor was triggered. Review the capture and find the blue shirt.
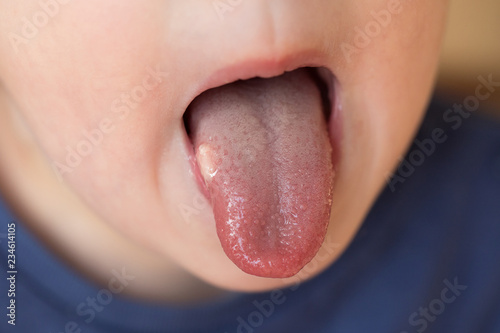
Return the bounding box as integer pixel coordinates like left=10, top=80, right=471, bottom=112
left=1, top=98, right=500, bottom=333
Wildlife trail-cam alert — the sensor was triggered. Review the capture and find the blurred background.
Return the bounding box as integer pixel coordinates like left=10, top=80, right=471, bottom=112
left=437, top=0, right=500, bottom=118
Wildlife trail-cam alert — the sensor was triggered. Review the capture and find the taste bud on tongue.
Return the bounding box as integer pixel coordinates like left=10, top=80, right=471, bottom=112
left=186, top=68, right=334, bottom=278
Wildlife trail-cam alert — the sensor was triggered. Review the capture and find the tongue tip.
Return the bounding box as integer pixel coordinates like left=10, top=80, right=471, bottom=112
left=228, top=254, right=311, bottom=279
left=219, top=228, right=329, bottom=279
left=241, top=266, right=301, bottom=279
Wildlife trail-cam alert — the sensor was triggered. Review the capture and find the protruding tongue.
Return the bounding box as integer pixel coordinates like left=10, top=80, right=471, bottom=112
left=186, top=68, right=334, bottom=278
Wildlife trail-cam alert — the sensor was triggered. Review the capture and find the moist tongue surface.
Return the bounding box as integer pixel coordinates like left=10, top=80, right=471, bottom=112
left=186, top=68, right=334, bottom=278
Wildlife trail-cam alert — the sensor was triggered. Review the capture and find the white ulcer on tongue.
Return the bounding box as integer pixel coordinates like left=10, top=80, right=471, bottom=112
left=187, top=68, right=334, bottom=278
left=196, top=143, right=219, bottom=180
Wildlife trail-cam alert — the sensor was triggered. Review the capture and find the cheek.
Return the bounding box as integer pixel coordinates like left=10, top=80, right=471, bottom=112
left=0, top=2, right=180, bottom=180
left=1, top=2, right=171, bottom=139
left=320, top=0, right=447, bottom=261
left=0, top=2, right=190, bottom=240
left=337, top=0, right=447, bottom=174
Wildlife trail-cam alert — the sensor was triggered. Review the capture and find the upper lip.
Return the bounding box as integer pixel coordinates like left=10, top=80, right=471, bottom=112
left=186, top=50, right=332, bottom=111
left=182, top=53, right=337, bottom=139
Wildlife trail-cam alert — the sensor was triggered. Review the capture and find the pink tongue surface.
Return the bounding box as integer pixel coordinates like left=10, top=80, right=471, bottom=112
left=186, top=68, right=334, bottom=278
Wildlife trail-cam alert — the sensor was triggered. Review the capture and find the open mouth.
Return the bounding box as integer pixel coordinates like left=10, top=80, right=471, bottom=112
left=183, top=67, right=337, bottom=278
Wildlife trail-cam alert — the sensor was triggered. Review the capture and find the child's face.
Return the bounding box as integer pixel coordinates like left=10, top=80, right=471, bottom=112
left=0, top=1, right=447, bottom=292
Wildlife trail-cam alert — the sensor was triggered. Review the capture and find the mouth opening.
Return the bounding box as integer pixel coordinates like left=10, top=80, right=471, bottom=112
left=183, top=67, right=333, bottom=137
left=182, top=66, right=336, bottom=278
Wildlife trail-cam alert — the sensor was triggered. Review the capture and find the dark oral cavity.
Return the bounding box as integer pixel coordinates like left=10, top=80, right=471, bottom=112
left=185, top=68, right=334, bottom=278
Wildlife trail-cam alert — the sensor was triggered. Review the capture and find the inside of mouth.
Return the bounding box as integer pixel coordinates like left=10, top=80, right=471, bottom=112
left=183, top=67, right=335, bottom=278
left=184, top=68, right=332, bottom=134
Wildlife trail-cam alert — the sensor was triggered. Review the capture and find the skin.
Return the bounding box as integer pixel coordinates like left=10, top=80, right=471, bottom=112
left=0, top=0, right=448, bottom=302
